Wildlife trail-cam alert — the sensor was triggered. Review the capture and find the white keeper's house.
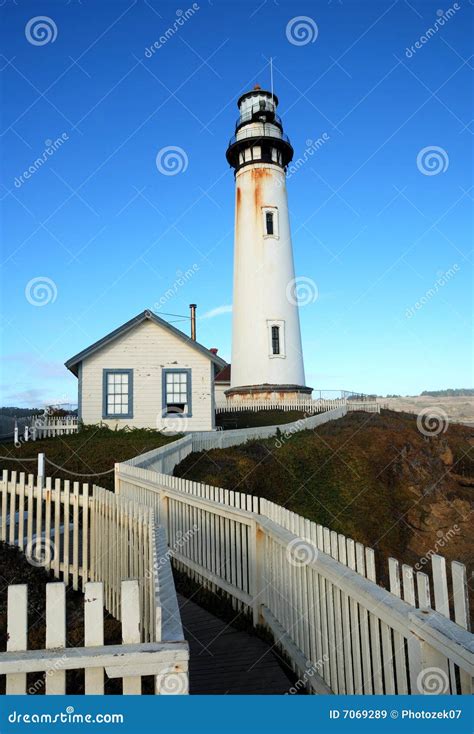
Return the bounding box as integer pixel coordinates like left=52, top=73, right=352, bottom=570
left=65, top=310, right=227, bottom=431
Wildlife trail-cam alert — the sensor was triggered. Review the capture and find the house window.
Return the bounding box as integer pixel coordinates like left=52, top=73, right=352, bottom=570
left=162, top=369, right=192, bottom=417
left=271, top=326, right=280, bottom=355
left=265, top=211, right=274, bottom=236
left=103, top=369, right=133, bottom=419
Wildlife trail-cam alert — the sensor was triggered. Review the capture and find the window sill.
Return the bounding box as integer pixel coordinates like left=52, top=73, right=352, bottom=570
left=103, top=414, right=133, bottom=420
left=162, top=412, right=193, bottom=419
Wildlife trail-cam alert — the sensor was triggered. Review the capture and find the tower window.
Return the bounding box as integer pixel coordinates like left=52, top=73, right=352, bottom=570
left=263, top=207, right=279, bottom=238
left=265, top=211, right=274, bottom=236
left=271, top=325, right=280, bottom=355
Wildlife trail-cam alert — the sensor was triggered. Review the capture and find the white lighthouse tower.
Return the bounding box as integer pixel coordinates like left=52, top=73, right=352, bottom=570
left=225, top=85, right=310, bottom=402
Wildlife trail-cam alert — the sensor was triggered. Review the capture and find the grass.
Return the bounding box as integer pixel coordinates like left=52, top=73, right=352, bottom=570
left=175, top=409, right=474, bottom=583
left=0, top=425, right=180, bottom=491
left=216, top=409, right=309, bottom=430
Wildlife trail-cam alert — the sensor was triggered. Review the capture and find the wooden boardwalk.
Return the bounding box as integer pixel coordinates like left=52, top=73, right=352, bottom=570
left=178, top=595, right=295, bottom=694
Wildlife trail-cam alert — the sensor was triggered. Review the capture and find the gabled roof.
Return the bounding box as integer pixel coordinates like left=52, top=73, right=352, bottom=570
left=65, top=310, right=228, bottom=376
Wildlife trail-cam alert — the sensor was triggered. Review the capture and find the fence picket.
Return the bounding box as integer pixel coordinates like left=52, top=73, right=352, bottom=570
left=121, top=580, right=142, bottom=694
left=45, top=583, right=66, bottom=694
left=6, top=585, right=27, bottom=694
left=84, top=582, right=104, bottom=694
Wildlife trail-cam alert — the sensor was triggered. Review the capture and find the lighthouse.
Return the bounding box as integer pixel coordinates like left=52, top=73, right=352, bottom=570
left=225, top=85, right=310, bottom=402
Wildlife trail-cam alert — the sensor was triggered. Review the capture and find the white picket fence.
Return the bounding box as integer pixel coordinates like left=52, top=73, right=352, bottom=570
left=115, top=460, right=473, bottom=695
left=215, top=397, right=379, bottom=414
left=125, top=405, right=350, bottom=474
left=0, top=471, right=188, bottom=695
left=1, top=403, right=472, bottom=696
left=15, top=416, right=78, bottom=442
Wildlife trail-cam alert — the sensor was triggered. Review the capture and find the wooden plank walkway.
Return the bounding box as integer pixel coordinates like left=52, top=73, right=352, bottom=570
left=177, top=595, right=296, bottom=694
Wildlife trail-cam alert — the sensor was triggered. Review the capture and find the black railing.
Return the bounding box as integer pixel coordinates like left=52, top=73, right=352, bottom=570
left=228, top=129, right=291, bottom=148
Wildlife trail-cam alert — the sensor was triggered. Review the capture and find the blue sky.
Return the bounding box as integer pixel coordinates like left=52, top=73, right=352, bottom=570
left=0, top=0, right=472, bottom=407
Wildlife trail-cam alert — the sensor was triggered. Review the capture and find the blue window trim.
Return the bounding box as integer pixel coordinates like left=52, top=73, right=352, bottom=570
left=162, top=368, right=192, bottom=418
left=77, top=362, right=83, bottom=422
left=102, top=369, right=134, bottom=419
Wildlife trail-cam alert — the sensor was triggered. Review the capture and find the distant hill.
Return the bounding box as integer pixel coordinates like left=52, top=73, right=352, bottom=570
left=0, top=407, right=41, bottom=417
left=420, top=389, right=474, bottom=397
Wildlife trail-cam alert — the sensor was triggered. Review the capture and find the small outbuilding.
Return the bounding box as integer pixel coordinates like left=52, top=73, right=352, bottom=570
left=65, top=310, right=227, bottom=432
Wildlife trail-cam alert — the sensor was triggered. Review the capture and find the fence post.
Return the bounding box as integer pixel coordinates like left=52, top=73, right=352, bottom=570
left=159, top=491, right=169, bottom=543
left=37, top=453, right=45, bottom=485
left=14, top=421, right=18, bottom=446
left=114, top=463, right=121, bottom=494
left=406, top=633, right=451, bottom=694
left=24, top=425, right=29, bottom=442
left=250, top=520, right=264, bottom=627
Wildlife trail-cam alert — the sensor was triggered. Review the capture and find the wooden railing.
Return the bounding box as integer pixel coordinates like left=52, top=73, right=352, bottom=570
left=215, top=397, right=380, bottom=414
left=115, top=419, right=474, bottom=696
left=0, top=471, right=189, bottom=695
